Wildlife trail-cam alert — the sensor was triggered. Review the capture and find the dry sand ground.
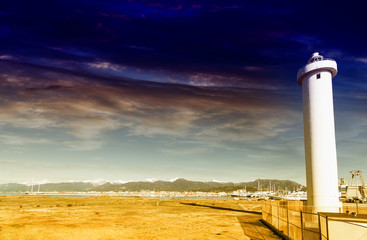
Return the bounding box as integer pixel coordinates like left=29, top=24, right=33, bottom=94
left=0, top=196, right=278, bottom=240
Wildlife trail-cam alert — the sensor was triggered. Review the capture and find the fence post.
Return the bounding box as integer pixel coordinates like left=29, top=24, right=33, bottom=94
left=278, top=203, right=280, bottom=229
left=356, top=201, right=359, bottom=214
left=318, top=213, right=321, bottom=240
left=270, top=203, right=272, bottom=225
left=326, top=216, right=329, bottom=240
left=287, top=205, right=289, bottom=235
left=301, top=211, right=304, bottom=240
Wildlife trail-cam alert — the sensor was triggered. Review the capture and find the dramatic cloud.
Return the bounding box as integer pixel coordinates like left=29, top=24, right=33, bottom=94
left=0, top=0, right=366, bottom=183
left=0, top=59, right=300, bottom=151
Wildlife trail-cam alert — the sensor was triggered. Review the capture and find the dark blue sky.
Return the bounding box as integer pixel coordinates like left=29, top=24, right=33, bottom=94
left=0, top=1, right=366, bottom=184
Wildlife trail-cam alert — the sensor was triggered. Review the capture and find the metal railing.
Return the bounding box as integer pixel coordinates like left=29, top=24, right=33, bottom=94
left=319, top=212, right=367, bottom=240
left=262, top=201, right=319, bottom=240
left=262, top=201, right=367, bottom=240
left=300, top=58, right=336, bottom=69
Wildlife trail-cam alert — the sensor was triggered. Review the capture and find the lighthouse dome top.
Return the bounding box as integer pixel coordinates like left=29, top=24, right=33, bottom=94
left=297, top=52, right=337, bottom=85
left=308, top=52, right=324, bottom=64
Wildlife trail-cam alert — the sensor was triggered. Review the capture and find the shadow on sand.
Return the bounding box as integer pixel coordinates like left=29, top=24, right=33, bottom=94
left=180, top=202, right=281, bottom=239
left=180, top=202, right=262, bottom=215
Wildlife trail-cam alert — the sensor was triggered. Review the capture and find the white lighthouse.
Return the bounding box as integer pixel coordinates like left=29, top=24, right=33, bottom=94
left=297, top=52, right=340, bottom=212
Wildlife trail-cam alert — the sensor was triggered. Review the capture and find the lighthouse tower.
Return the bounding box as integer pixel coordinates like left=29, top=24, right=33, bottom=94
left=297, top=52, right=340, bottom=212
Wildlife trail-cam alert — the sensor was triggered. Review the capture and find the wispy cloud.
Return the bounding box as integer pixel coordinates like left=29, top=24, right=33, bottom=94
left=87, top=61, right=126, bottom=72
left=354, top=57, right=367, bottom=64
left=0, top=55, right=14, bottom=60
left=0, top=60, right=299, bottom=151
left=0, top=134, right=51, bottom=145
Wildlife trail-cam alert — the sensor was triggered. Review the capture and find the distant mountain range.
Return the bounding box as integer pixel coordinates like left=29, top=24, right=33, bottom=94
left=0, top=179, right=305, bottom=193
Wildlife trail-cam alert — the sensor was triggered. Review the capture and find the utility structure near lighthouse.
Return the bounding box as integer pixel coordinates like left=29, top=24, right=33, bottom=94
left=297, top=52, right=340, bottom=212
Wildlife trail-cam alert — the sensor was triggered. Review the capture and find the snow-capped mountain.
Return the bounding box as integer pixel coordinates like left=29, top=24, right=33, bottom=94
left=207, top=179, right=226, bottom=183
left=18, top=179, right=50, bottom=186
left=1, top=178, right=305, bottom=193
left=169, top=177, right=180, bottom=182
left=110, top=180, right=128, bottom=185
left=144, top=178, right=159, bottom=183
left=83, top=178, right=109, bottom=186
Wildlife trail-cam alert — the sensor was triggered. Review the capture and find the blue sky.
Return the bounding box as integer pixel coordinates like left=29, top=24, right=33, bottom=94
left=0, top=0, right=366, bottom=184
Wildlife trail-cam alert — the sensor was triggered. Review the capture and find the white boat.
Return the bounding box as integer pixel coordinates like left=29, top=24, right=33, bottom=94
left=25, top=182, right=44, bottom=195
left=280, top=191, right=307, bottom=201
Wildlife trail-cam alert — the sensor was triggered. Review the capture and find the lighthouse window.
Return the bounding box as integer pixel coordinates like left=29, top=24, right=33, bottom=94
left=316, top=73, right=321, bottom=79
